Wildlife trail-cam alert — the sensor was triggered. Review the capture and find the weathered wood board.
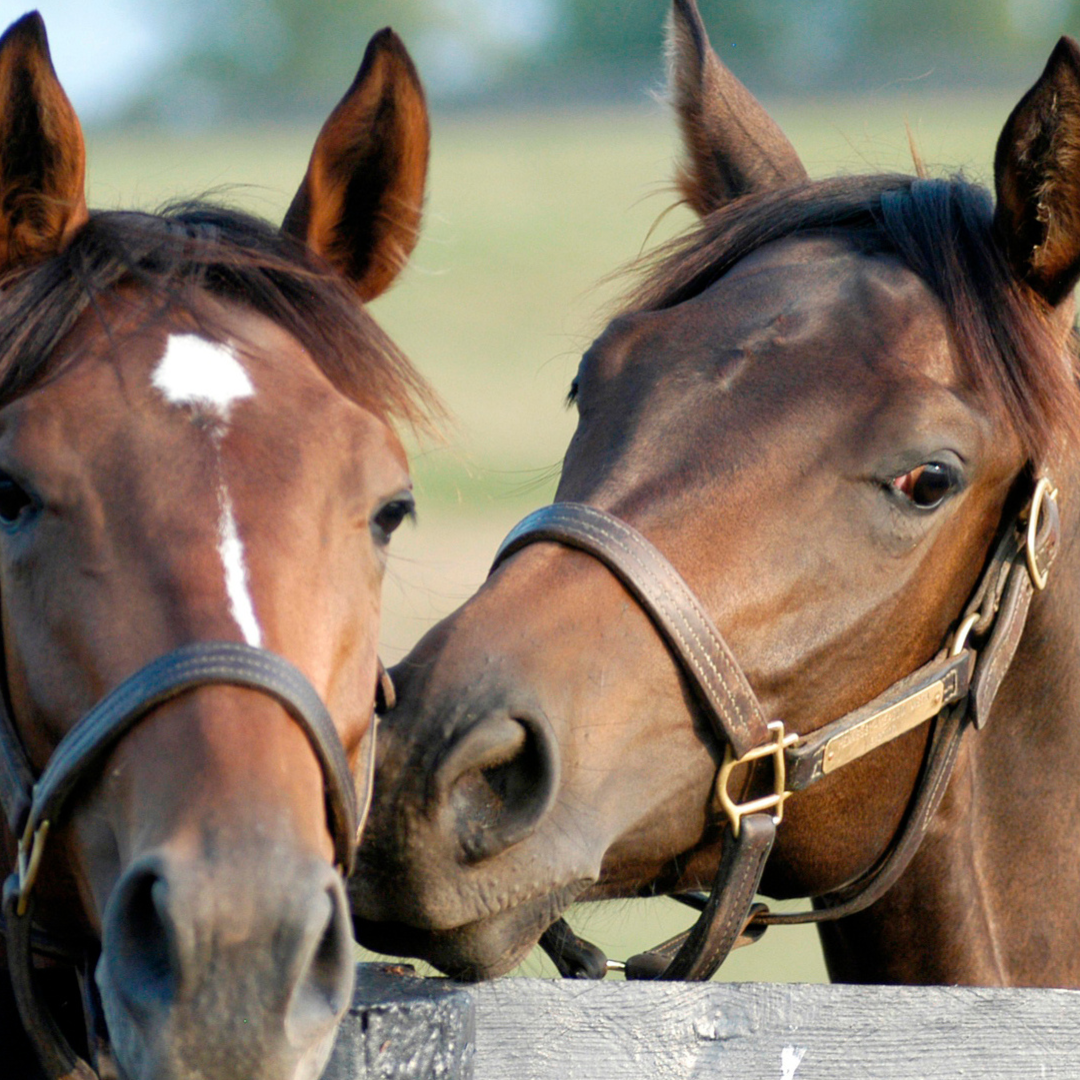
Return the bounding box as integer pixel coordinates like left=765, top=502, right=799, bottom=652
left=324, top=967, right=475, bottom=1080
left=328, top=965, right=1080, bottom=1080
left=470, top=979, right=1080, bottom=1079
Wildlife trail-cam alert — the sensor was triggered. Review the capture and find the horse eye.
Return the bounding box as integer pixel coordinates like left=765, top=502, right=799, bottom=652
left=371, top=495, right=415, bottom=545
left=891, top=463, right=955, bottom=510
left=0, top=473, right=36, bottom=529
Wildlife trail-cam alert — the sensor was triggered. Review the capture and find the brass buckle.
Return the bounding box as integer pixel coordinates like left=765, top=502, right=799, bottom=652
left=16, top=818, right=50, bottom=917
left=1025, top=477, right=1058, bottom=591
left=716, top=721, right=798, bottom=838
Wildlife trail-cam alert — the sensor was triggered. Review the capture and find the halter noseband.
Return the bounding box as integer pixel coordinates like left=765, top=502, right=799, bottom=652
left=489, top=475, right=1060, bottom=980
left=0, top=640, right=371, bottom=1079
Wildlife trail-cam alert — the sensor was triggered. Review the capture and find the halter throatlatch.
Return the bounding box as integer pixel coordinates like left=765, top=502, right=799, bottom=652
left=0, top=641, right=369, bottom=1080
left=491, top=474, right=1060, bottom=981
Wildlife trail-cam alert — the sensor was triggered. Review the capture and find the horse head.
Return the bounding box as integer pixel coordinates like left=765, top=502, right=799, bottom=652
left=353, top=1, right=1080, bottom=986
left=0, top=12, right=431, bottom=1078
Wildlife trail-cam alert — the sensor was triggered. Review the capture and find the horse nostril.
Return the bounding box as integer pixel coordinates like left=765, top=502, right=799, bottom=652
left=101, top=860, right=180, bottom=1018
left=285, top=871, right=355, bottom=1047
left=437, top=714, right=559, bottom=863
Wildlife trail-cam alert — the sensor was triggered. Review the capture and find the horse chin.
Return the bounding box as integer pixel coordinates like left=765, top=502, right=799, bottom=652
left=355, top=920, right=533, bottom=981
left=355, top=882, right=587, bottom=981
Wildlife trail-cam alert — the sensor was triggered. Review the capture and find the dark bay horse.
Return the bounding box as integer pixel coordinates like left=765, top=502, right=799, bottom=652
left=352, top=0, right=1080, bottom=987
left=0, top=12, right=433, bottom=1079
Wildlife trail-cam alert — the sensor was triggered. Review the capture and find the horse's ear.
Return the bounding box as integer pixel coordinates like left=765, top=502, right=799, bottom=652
left=282, top=28, right=429, bottom=303
left=667, top=0, right=806, bottom=216
left=0, top=12, right=88, bottom=274
left=994, top=36, right=1080, bottom=307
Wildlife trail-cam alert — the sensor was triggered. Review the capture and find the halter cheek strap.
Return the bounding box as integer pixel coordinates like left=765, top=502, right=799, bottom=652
left=495, top=503, right=770, bottom=759
left=491, top=502, right=780, bottom=979
left=492, top=475, right=1059, bottom=981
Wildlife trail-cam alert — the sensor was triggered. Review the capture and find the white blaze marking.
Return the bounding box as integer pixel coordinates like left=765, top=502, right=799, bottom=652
left=152, top=333, right=262, bottom=647
left=781, top=1046, right=806, bottom=1080
left=217, top=485, right=263, bottom=647
left=152, top=333, right=254, bottom=420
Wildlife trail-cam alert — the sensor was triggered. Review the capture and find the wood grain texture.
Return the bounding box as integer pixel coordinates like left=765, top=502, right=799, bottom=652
left=329, top=967, right=1080, bottom=1079
left=469, top=980, right=1080, bottom=1080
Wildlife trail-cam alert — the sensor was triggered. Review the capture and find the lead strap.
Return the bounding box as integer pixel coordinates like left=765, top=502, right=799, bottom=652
left=626, top=815, right=775, bottom=980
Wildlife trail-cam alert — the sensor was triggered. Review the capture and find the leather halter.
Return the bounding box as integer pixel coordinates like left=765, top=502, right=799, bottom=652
left=0, top=640, right=366, bottom=1080
left=491, top=475, right=1060, bottom=981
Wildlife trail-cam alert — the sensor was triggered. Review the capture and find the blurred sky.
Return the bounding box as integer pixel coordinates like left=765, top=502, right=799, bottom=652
left=2, top=0, right=557, bottom=124
left=5, top=0, right=1079, bottom=128
left=1, top=0, right=171, bottom=122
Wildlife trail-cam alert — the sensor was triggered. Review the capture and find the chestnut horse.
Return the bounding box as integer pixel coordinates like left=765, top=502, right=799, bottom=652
left=0, top=13, right=432, bottom=1080
left=352, top=0, right=1080, bottom=987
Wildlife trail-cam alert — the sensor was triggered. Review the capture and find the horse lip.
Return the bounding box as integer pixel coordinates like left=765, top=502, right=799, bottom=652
left=351, top=869, right=593, bottom=935
left=353, top=878, right=591, bottom=980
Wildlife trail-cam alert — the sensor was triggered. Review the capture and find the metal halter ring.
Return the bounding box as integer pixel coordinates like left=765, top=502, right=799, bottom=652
left=1025, top=477, right=1058, bottom=591
left=716, top=720, right=798, bottom=837
left=950, top=612, right=980, bottom=658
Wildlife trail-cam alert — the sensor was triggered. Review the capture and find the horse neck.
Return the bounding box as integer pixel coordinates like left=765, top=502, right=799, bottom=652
left=818, top=455, right=1080, bottom=987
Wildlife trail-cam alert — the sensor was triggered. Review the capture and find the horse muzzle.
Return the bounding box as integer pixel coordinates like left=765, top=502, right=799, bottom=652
left=96, top=848, right=354, bottom=1080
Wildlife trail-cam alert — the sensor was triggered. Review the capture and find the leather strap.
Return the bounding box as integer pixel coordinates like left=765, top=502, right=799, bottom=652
left=970, top=483, right=1059, bottom=726
left=785, top=651, right=973, bottom=790
left=0, top=640, right=360, bottom=1080
left=625, top=815, right=775, bottom=980
left=760, top=702, right=968, bottom=927
left=515, top=480, right=1058, bottom=981
left=3, top=882, right=95, bottom=1080
left=756, top=477, right=1060, bottom=927
left=495, top=503, right=768, bottom=759
left=502, top=502, right=779, bottom=980
left=0, top=684, right=34, bottom=841
left=19, top=642, right=358, bottom=879
left=539, top=918, right=610, bottom=979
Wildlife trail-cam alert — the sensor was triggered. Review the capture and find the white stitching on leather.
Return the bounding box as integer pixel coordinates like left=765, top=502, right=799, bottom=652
left=551, top=506, right=764, bottom=741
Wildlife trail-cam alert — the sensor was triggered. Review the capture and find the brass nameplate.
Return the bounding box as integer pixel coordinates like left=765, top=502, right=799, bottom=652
left=821, top=680, right=945, bottom=775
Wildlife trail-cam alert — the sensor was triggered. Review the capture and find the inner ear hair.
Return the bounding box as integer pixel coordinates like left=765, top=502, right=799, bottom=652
left=0, top=12, right=88, bottom=273
left=994, top=36, right=1080, bottom=307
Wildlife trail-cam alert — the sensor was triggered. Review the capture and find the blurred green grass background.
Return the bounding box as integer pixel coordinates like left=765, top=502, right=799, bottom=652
left=84, top=90, right=1013, bottom=982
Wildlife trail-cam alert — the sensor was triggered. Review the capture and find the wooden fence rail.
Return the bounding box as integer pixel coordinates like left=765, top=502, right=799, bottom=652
left=325, top=964, right=1080, bottom=1079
